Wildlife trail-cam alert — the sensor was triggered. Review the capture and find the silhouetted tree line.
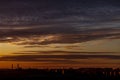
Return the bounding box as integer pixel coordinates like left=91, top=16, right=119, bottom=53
left=0, top=68, right=120, bottom=80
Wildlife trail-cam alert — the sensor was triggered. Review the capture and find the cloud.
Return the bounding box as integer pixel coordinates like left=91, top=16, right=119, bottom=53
left=0, top=0, right=120, bottom=66
left=0, top=55, right=119, bottom=64
left=0, top=0, right=120, bottom=46
left=1, top=0, right=120, bottom=27
left=13, top=51, right=119, bottom=55
left=0, top=28, right=119, bottom=45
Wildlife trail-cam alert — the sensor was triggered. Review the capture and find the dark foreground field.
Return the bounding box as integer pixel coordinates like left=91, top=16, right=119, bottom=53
left=0, top=68, right=120, bottom=80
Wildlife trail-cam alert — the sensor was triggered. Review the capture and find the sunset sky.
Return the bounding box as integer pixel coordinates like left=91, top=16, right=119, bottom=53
left=0, top=0, right=120, bottom=68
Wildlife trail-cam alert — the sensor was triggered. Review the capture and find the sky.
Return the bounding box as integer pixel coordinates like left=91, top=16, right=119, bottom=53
left=0, top=0, right=120, bottom=68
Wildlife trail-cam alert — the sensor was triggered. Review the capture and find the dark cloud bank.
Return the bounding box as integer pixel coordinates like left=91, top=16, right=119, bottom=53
left=0, top=0, right=120, bottom=45
left=0, top=54, right=120, bottom=64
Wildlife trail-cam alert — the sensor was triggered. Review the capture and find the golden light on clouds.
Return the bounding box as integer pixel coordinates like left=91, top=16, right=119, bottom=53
left=0, top=43, right=21, bottom=56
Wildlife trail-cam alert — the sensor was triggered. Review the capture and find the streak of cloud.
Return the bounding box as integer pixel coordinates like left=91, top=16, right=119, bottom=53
left=0, top=55, right=120, bottom=64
